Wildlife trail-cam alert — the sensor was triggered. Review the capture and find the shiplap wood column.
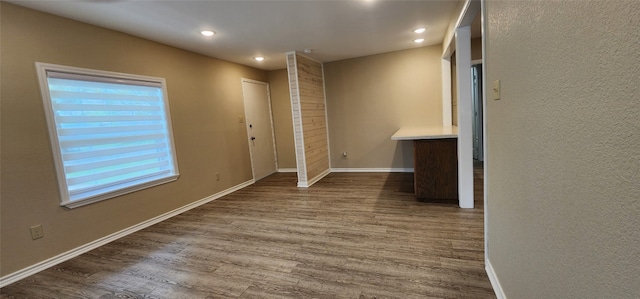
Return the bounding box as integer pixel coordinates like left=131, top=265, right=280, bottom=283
left=286, top=52, right=331, bottom=187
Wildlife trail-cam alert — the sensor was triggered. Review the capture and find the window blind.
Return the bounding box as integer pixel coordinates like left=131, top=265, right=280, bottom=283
left=39, top=65, right=179, bottom=207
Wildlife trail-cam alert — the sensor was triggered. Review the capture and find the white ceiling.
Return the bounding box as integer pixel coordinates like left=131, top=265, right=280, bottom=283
left=10, top=0, right=460, bottom=71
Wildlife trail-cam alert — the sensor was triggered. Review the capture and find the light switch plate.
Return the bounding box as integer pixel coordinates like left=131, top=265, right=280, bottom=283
left=493, top=80, right=501, bottom=100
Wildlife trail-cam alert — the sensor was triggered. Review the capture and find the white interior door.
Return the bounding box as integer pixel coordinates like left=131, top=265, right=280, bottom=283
left=242, top=79, right=277, bottom=180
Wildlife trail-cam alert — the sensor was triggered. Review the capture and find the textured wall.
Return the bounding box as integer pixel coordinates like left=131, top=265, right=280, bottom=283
left=485, top=1, right=640, bottom=298
left=324, top=46, right=442, bottom=169
left=0, top=3, right=266, bottom=275
left=267, top=69, right=296, bottom=169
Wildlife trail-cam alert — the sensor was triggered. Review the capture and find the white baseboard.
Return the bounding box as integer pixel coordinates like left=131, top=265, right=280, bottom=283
left=0, top=179, right=255, bottom=288
left=331, top=168, right=414, bottom=173
left=277, top=168, right=297, bottom=173
left=486, top=258, right=506, bottom=299
left=307, top=168, right=331, bottom=186
left=297, top=168, right=331, bottom=188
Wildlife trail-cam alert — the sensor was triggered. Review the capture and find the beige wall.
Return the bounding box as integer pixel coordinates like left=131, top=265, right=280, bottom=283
left=324, top=46, right=442, bottom=169
left=0, top=3, right=266, bottom=275
left=485, top=1, right=640, bottom=297
left=471, top=37, right=482, bottom=61
left=266, top=69, right=296, bottom=169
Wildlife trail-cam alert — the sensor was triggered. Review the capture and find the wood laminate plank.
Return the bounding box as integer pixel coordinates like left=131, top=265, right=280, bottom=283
left=300, top=109, right=327, bottom=119
left=1, top=166, right=494, bottom=299
left=304, top=137, right=329, bottom=151
left=301, top=127, right=328, bottom=139
left=305, top=154, right=329, bottom=170
left=300, top=102, right=325, bottom=110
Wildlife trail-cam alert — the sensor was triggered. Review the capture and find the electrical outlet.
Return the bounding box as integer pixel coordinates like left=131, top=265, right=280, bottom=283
left=216, top=172, right=220, bottom=181
left=30, top=225, right=44, bottom=240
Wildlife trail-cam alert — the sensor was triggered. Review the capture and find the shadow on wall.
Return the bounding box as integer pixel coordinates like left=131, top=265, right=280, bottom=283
left=393, top=140, right=414, bottom=170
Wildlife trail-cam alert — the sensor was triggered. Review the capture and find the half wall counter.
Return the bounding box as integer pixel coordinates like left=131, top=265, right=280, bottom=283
left=391, top=126, right=458, bottom=200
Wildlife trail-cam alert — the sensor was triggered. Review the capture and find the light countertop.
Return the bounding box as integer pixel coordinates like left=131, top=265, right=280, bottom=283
left=391, top=126, right=458, bottom=140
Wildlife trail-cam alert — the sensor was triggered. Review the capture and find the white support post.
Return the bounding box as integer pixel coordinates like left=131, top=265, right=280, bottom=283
left=455, top=27, right=474, bottom=209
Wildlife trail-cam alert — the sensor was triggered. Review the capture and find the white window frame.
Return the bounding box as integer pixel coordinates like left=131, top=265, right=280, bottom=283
left=36, top=62, right=180, bottom=208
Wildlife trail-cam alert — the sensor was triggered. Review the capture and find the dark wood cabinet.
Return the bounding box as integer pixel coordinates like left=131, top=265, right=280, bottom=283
left=413, top=138, right=458, bottom=199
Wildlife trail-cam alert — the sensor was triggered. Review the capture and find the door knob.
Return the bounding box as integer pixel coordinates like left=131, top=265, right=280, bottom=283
left=251, top=137, right=256, bottom=140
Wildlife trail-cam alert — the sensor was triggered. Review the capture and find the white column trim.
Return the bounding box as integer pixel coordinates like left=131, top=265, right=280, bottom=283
left=455, top=26, right=474, bottom=209
left=321, top=63, right=332, bottom=170
left=481, top=0, right=490, bottom=259
left=285, top=51, right=308, bottom=186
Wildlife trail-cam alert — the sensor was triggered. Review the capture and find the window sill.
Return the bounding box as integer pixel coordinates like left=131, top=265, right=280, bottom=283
left=60, top=174, right=179, bottom=209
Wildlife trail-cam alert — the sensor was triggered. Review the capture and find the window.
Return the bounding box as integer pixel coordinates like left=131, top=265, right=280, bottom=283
left=36, top=63, right=179, bottom=208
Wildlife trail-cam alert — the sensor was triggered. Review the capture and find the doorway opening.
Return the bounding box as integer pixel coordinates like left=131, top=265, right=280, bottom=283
left=472, top=63, right=484, bottom=162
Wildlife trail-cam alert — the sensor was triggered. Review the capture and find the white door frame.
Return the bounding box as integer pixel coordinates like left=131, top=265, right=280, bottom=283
left=241, top=78, right=278, bottom=180
left=441, top=0, right=480, bottom=210
left=442, top=0, right=494, bottom=292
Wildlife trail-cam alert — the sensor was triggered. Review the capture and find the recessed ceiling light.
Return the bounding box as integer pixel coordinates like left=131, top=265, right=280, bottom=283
left=414, top=38, right=425, bottom=43
left=414, top=28, right=426, bottom=34
left=200, top=30, right=215, bottom=37
left=254, top=56, right=265, bottom=62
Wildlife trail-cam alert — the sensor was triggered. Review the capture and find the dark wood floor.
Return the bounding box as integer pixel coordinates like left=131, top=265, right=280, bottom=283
left=1, top=166, right=494, bottom=299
